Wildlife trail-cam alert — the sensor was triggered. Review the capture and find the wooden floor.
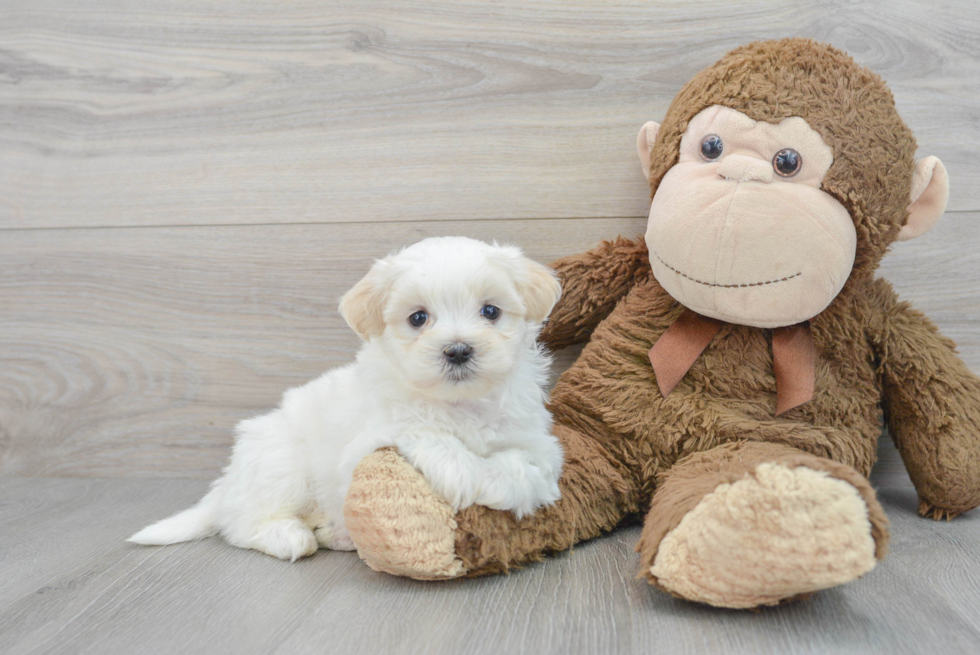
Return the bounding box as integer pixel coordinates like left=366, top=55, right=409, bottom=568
left=3, top=1, right=980, bottom=653
left=3, top=445, right=980, bottom=654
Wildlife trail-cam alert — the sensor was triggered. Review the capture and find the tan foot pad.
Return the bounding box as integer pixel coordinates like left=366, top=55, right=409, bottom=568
left=651, top=463, right=877, bottom=608
left=343, top=449, right=466, bottom=580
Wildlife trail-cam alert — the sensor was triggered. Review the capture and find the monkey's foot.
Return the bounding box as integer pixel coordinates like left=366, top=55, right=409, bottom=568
left=646, top=462, right=881, bottom=608
left=344, top=448, right=467, bottom=580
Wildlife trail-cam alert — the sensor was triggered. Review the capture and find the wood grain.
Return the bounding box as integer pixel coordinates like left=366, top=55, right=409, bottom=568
left=0, top=217, right=642, bottom=478
left=2, top=442, right=979, bottom=655
left=2, top=0, right=979, bottom=230
left=3, top=2, right=980, bottom=651
left=2, top=213, right=978, bottom=479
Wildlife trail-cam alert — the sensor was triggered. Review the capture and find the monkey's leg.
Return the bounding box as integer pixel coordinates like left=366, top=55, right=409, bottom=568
left=636, top=441, right=889, bottom=609
left=343, top=424, right=640, bottom=580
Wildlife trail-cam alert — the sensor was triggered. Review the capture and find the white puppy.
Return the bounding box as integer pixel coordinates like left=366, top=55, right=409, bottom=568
left=129, top=236, right=564, bottom=561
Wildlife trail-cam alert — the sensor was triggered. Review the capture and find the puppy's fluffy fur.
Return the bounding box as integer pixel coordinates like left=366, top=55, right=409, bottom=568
left=129, top=237, right=564, bottom=561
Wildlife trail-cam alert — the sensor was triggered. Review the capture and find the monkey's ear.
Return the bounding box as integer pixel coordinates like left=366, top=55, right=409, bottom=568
left=898, top=156, right=949, bottom=241
left=636, top=121, right=661, bottom=182
left=339, top=259, right=391, bottom=341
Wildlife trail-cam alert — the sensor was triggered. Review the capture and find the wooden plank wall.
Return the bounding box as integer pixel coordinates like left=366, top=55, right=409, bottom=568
left=2, top=0, right=979, bottom=479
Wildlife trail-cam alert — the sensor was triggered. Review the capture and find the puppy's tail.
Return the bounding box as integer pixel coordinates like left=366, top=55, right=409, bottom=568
left=128, top=489, right=219, bottom=546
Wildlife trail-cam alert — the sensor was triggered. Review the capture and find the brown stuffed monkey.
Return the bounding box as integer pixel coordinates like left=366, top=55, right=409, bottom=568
left=342, top=39, right=980, bottom=609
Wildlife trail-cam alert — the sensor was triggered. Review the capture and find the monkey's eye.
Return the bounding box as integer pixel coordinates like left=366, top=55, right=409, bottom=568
left=480, top=304, right=500, bottom=321
left=773, top=148, right=802, bottom=177
left=699, top=134, right=723, bottom=161
left=408, top=310, right=428, bottom=328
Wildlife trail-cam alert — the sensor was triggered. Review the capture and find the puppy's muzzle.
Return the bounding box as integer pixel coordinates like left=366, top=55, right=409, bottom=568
left=443, top=342, right=474, bottom=367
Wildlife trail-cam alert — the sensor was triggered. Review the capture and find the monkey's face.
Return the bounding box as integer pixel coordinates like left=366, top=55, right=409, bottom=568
left=643, top=106, right=856, bottom=328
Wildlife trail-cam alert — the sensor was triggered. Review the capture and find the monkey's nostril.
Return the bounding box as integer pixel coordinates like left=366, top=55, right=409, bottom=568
left=443, top=343, right=474, bottom=365
left=717, top=154, right=773, bottom=184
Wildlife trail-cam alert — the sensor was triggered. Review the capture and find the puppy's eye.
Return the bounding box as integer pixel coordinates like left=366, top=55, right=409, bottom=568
left=480, top=304, right=500, bottom=321
left=408, top=310, right=428, bottom=328
left=699, top=134, right=723, bottom=161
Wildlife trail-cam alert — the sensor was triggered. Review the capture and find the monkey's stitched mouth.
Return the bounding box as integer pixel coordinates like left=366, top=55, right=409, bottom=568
left=653, top=252, right=802, bottom=289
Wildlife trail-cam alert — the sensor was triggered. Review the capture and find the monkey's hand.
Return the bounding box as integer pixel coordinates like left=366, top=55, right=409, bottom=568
left=540, top=236, right=651, bottom=350
left=871, top=282, right=980, bottom=520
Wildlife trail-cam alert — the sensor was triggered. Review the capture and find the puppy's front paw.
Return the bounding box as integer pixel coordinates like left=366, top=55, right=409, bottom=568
left=477, top=450, right=560, bottom=519
left=428, top=464, right=482, bottom=513
left=398, top=438, right=483, bottom=512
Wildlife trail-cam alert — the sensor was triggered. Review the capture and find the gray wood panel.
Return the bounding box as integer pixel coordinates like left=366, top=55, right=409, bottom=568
left=1, top=443, right=979, bottom=655
left=2, top=0, right=979, bottom=230
left=3, top=1, right=980, bottom=651
left=2, top=213, right=978, bottom=479
left=0, top=217, right=640, bottom=478
left=2, top=212, right=979, bottom=479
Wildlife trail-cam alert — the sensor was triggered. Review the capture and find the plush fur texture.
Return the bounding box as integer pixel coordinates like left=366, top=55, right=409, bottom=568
left=344, top=39, right=980, bottom=608
left=645, top=39, right=917, bottom=282
left=651, top=463, right=877, bottom=608
left=345, top=448, right=466, bottom=579
left=129, top=237, right=564, bottom=560
left=644, top=105, right=857, bottom=327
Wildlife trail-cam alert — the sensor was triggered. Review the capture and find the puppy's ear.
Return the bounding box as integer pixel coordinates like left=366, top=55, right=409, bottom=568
left=495, top=247, right=562, bottom=323
left=520, top=258, right=562, bottom=323
left=339, top=259, right=390, bottom=341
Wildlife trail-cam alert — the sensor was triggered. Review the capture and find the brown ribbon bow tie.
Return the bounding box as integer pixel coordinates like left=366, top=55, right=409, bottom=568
left=648, top=308, right=815, bottom=416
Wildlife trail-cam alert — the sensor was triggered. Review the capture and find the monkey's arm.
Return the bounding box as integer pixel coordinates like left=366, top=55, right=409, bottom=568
left=540, top=236, right=651, bottom=350
left=869, top=280, right=980, bottom=519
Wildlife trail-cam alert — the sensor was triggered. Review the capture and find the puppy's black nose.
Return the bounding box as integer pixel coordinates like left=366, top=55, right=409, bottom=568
left=443, top=343, right=474, bottom=366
